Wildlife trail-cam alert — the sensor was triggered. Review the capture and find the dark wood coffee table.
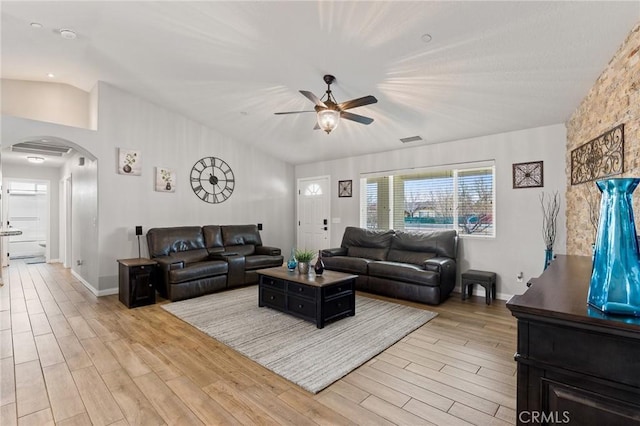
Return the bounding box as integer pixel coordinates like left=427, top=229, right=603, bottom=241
left=257, top=267, right=357, bottom=328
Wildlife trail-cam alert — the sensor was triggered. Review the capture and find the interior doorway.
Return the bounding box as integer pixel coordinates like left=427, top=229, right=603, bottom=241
left=4, top=179, right=49, bottom=264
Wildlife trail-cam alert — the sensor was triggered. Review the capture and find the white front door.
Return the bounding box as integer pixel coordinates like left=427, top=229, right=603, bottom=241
left=297, top=176, right=330, bottom=253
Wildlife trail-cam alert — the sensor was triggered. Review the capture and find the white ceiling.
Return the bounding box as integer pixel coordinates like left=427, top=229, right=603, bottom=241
left=2, top=1, right=639, bottom=165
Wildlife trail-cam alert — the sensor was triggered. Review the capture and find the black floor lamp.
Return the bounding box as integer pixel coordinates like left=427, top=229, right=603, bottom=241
left=135, top=226, right=142, bottom=258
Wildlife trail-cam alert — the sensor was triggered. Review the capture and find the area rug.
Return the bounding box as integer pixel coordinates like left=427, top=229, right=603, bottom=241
left=162, top=286, right=437, bottom=393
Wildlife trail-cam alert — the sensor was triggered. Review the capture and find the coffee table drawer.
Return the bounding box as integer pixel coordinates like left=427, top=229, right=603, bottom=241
left=261, top=288, right=285, bottom=309
left=324, top=294, right=353, bottom=319
left=261, top=276, right=285, bottom=290
left=288, top=295, right=315, bottom=319
left=288, top=282, right=315, bottom=300
left=324, top=281, right=353, bottom=297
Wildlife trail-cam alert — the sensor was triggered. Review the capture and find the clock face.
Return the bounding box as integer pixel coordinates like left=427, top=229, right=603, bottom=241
left=190, top=156, right=235, bottom=203
left=513, top=161, right=543, bottom=188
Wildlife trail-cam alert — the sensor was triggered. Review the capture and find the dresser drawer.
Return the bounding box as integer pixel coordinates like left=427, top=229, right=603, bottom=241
left=287, top=282, right=315, bottom=300
left=260, top=288, right=285, bottom=309
left=324, top=294, right=353, bottom=319
left=288, top=295, right=315, bottom=319
left=324, top=281, right=353, bottom=298
left=260, top=276, right=285, bottom=290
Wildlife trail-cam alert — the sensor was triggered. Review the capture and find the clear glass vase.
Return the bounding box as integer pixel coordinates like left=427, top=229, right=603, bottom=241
left=588, top=178, right=640, bottom=316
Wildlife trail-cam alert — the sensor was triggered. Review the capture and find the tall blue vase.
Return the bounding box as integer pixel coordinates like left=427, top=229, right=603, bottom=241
left=588, top=178, right=640, bottom=316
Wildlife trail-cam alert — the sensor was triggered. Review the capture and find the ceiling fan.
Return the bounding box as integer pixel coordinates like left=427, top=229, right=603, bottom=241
left=275, top=74, right=377, bottom=134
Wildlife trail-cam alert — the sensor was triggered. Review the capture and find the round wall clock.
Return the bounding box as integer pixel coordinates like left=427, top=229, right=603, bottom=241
left=190, top=156, right=235, bottom=203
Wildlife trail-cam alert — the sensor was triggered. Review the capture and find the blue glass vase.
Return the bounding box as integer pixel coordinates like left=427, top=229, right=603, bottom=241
left=544, top=248, right=553, bottom=270
left=588, top=178, right=640, bottom=316
left=287, top=248, right=298, bottom=271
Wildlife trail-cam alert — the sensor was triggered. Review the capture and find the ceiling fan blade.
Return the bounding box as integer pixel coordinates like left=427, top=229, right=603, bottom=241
left=300, top=90, right=327, bottom=108
left=274, top=111, right=315, bottom=115
left=341, top=111, right=374, bottom=125
left=338, top=95, right=378, bottom=111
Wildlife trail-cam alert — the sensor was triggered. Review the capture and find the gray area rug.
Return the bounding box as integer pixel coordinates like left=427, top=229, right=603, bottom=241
left=162, top=286, right=437, bottom=393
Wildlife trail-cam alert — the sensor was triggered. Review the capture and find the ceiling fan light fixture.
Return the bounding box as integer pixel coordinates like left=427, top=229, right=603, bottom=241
left=317, top=109, right=340, bottom=134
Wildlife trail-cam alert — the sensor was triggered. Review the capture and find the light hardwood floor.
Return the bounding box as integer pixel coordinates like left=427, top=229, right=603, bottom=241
left=0, top=261, right=517, bottom=425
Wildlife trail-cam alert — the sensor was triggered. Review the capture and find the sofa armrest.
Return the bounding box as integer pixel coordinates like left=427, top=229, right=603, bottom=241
left=154, top=256, right=184, bottom=270
left=322, top=248, right=347, bottom=257
left=255, top=246, right=281, bottom=256
left=424, top=257, right=456, bottom=288
left=209, top=252, right=239, bottom=260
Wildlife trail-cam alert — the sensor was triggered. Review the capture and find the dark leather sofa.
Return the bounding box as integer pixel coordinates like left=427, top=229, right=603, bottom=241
left=146, top=224, right=283, bottom=301
left=322, top=227, right=458, bottom=305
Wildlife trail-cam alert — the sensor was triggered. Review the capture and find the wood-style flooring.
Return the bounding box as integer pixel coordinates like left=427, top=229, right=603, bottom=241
left=0, top=261, right=517, bottom=425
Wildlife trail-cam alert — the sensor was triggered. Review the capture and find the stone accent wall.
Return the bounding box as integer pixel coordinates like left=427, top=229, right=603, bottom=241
left=566, top=22, right=640, bottom=256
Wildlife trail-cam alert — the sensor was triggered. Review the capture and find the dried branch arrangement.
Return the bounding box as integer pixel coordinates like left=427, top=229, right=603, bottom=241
left=540, top=191, right=560, bottom=250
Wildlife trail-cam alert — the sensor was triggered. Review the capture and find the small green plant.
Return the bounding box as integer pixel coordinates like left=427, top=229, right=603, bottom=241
left=295, top=249, right=315, bottom=263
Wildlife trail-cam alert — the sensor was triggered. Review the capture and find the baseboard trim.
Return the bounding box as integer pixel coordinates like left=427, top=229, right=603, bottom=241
left=47, top=258, right=61, bottom=263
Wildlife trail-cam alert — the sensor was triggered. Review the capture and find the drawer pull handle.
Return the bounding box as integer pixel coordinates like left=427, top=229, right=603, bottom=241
left=298, top=288, right=303, bottom=292
left=337, top=287, right=342, bottom=292
left=270, top=296, right=275, bottom=300
left=298, top=304, right=303, bottom=309
left=337, top=303, right=342, bottom=307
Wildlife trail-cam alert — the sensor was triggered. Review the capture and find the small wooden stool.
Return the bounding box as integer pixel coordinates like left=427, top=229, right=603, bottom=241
left=461, top=270, right=497, bottom=305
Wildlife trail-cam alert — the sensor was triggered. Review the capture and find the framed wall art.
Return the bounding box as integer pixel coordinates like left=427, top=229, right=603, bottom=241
left=513, top=161, right=543, bottom=189
left=338, top=180, right=352, bottom=197
left=570, top=124, right=624, bottom=185
left=118, top=148, right=141, bottom=175
left=155, top=167, right=175, bottom=192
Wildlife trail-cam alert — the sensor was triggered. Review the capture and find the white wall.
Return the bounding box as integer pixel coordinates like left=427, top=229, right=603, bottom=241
left=295, top=124, right=568, bottom=299
left=2, top=162, right=61, bottom=261
left=2, top=81, right=295, bottom=294
left=1, top=79, right=91, bottom=129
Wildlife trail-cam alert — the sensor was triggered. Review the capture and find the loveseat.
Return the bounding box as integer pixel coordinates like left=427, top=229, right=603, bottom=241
left=321, top=227, right=458, bottom=305
left=146, top=224, right=283, bottom=301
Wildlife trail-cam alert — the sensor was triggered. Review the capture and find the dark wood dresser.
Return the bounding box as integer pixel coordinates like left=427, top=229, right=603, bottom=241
left=507, top=255, right=640, bottom=425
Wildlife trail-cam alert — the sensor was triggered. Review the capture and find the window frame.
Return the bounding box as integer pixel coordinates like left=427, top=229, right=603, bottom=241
left=359, top=162, right=496, bottom=238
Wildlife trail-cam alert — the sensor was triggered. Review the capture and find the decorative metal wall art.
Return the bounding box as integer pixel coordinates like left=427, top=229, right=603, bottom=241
left=512, top=161, right=543, bottom=188
left=338, top=180, right=353, bottom=197
left=570, top=124, right=624, bottom=185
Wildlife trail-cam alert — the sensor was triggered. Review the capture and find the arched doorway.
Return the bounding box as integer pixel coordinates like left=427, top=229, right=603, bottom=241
left=1, top=136, right=98, bottom=277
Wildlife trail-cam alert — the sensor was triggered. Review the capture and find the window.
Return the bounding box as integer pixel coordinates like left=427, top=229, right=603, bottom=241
left=360, top=163, right=495, bottom=237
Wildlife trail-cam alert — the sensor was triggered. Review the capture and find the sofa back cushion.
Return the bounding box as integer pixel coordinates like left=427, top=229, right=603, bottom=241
left=221, top=225, right=263, bottom=247
left=203, top=225, right=224, bottom=252
left=341, top=227, right=394, bottom=260
left=146, top=226, right=205, bottom=257
left=387, top=250, right=437, bottom=266
left=391, top=230, right=458, bottom=259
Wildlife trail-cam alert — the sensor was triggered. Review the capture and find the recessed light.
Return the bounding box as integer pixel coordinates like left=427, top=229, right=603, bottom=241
left=59, top=29, right=77, bottom=40
left=47, top=73, right=55, bottom=78
left=27, top=156, right=45, bottom=164
left=421, top=33, right=432, bottom=44
left=30, top=22, right=43, bottom=28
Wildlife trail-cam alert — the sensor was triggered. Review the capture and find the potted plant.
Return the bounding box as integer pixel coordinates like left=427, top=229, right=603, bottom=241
left=295, top=249, right=315, bottom=274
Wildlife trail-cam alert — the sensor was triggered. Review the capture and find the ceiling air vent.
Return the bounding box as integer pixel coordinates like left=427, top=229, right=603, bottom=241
left=400, top=136, right=423, bottom=143
left=12, top=141, right=72, bottom=157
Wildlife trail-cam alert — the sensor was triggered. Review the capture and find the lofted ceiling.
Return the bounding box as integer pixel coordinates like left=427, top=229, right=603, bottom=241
left=1, top=1, right=639, bottom=165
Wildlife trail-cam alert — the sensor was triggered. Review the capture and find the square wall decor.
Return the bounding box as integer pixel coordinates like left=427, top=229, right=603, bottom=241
left=118, top=148, right=141, bottom=175
left=338, top=180, right=352, bottom=197
left=155, top=167, right=175, bottom=192
left=513, top=161, right=543, bottom=188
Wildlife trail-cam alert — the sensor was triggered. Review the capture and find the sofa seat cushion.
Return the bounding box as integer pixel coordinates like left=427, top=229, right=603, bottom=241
left=169, top=260, right=228, bottom=284
left=322, top=256, right=373, bottom=275
left=368, top=261, right=439, bottom=287
left=245, top=255, right=283, bottom=270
